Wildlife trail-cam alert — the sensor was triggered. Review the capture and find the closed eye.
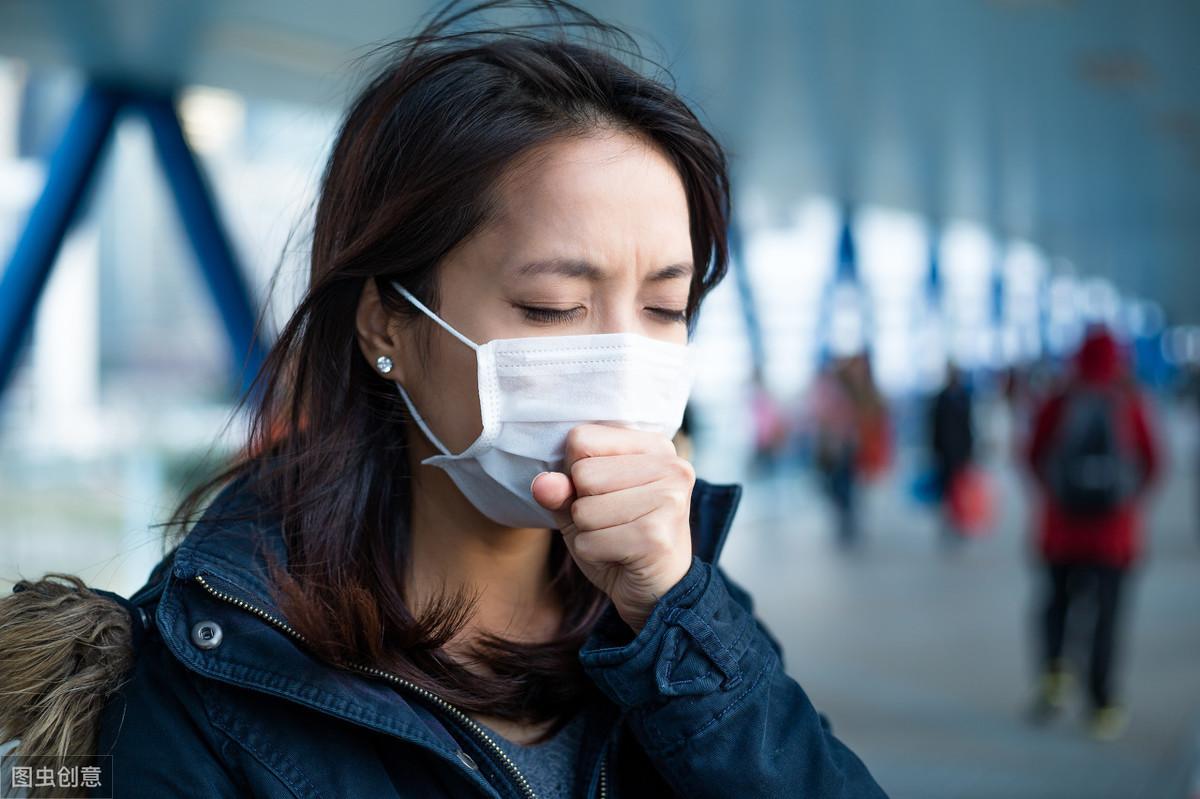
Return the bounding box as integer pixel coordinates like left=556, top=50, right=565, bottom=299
left=649, top=308, right=688, bottom=323
left=518, top=305, right=585, bottom=324
left=517, top=305, right=687, bottom=324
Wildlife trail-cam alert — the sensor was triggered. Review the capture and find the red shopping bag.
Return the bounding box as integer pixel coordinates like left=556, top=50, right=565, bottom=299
left=946, top=466, right=995, bottom=537
left=856, top=412, right=892, bottom=480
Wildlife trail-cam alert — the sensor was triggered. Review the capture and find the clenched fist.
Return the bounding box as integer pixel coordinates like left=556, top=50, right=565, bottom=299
left=530, top=422, right=696, bottom=633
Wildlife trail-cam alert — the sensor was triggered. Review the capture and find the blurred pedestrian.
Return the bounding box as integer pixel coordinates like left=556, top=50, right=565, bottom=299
left=929, top=362, right=976, bottom=543
left=849, top=354, right=893, bottom=483
left=748, top=366, right=789, bottom=477
left=809, top=358, right=861, bottom=546
left=808, top=354, right=888, bottom=548
left=1025, top=326, right=1162, bottom=740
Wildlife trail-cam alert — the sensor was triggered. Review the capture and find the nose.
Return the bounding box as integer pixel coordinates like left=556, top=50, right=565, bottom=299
left=596, top=305, right=641, bottom=336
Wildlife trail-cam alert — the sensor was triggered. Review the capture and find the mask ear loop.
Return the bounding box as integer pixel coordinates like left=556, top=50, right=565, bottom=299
left=394, top=381, right=454, bottom=457
left=390, top=281, right=480, bottom=352
left=388, top=280, right=481, bottom=457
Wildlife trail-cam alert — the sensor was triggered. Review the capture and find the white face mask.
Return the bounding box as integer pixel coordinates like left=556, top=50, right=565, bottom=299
left=389, top=281, right=695, bottom=529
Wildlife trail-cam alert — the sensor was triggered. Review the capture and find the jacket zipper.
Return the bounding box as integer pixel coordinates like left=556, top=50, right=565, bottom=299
left=193, top=572, right=608, bottom=799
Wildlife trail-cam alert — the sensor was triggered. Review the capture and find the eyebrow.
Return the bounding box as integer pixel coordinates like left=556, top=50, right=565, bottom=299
left=515, top=258, right=694, bottom=282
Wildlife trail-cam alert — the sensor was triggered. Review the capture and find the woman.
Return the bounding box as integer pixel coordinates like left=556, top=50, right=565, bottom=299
left=0, top=2, right=886, bottom=796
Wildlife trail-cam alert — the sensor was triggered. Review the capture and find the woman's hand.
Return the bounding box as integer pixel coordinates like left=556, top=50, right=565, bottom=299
left=530, top=423, right=696, bottom=634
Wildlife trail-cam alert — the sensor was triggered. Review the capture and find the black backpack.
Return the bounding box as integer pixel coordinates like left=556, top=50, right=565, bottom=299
left=1044, top=388, right=1138, bottom=517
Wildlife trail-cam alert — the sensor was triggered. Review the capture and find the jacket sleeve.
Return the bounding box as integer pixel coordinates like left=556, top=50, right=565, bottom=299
left=1025, top=394, right=1063, bottom=487
left=93, top=633, right=245, bottom=798
left=578, top=555, right=889, bottom=798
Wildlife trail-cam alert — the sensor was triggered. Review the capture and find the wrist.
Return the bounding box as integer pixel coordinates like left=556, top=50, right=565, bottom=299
left=617, top=558, right=694, bottom=634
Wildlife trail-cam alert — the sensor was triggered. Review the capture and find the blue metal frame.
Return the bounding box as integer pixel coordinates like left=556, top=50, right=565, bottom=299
left=926, top=225, right=941, bottom=304
left=816, top=207, right=866, bottom=368
left=0, top=82, right=267, bottom=405
left=136, top=92, right=267, bottom=397
left=990, top=250, right=1005, bottom=326
left=0, top=84, right=120, bottom=399
left=835, top=212, right=858, bottom=283
left=727, top=220, right=766, bottom=377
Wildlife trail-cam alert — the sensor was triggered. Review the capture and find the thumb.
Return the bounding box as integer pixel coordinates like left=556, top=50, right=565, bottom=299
left=530, top=471, right=576, bottom=529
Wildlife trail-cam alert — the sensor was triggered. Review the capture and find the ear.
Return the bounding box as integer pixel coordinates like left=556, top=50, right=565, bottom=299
left=356, top=278, right=406, bottom=380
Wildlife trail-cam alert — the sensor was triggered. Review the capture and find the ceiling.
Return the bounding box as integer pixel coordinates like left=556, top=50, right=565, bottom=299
left=1, top=0, right=1197, bottom=320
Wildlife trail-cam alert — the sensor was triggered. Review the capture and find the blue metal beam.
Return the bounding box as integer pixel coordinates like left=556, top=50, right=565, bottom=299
left=136, top=92, right=267, bottom=400
left=926, top=226, right=941, bottom=303
left=835, top=211, right=858, bottom=283
left=817, top=206, right=868, bottom=366
left=0, top=82, right=269, bottom=407
left=990, top=252, right=1005, bottom=326
left=727, top=220, right=766, bottom=376
left=0, top=83, right=120, bottom=397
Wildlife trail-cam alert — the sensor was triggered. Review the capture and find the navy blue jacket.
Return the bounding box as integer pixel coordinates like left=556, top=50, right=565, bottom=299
left=94, top=475, right=888, bottom=798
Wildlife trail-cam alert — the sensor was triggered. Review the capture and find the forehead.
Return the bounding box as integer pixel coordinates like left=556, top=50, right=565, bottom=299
left=480, top=131, right=693, bottom=271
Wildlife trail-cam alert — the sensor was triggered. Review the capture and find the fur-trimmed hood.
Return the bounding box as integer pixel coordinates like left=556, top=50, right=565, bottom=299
left=0, top=571, right=160, bottom=797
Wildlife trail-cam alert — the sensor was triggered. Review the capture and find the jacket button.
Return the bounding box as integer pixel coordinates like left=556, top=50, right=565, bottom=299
left=191, top=620, right=223, bottom=650
left=456, top=749, right=478, bottom=770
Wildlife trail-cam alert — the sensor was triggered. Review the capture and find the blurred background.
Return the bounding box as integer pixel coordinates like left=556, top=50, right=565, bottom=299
left=1, top=1, right=1198, bottom=797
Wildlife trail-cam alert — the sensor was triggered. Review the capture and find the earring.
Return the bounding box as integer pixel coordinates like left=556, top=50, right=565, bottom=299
left=375, top=355, right=394, bottom=374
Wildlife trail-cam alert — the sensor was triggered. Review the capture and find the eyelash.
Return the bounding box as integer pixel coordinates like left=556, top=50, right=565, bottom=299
left=518, top=305, right=687, bottom=324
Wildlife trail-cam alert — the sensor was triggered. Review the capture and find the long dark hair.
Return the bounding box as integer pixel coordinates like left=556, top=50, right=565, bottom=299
left=161, top=0, right=732, bottom=738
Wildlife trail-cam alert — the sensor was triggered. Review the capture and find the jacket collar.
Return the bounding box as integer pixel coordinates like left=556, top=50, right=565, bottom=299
left=168, top=474, right=744, bottom=618
left=152, top=475, right=743, bottom=767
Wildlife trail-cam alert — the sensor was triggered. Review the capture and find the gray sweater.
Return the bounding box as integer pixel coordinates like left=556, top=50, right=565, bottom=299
left=479, top=709, right=590, bottom=799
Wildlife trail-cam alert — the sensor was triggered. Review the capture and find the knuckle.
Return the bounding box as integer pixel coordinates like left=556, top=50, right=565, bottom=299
left=573, top=531, right=596, bottom=560
left=570, top=496, right=596, bottom=530
left=644, top=523, right=674, bottom=556
left=672, top=457, right=696, bottom=483
left=570, top=458, right=597, bottom=496
left=565, top=424, right=596, bottom=458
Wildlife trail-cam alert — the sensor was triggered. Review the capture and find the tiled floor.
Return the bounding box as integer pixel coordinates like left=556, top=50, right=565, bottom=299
left=713, top=408, right=1200, bottom=799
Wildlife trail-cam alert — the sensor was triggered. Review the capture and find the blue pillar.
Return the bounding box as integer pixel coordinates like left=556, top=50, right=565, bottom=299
left=0, top=84, right=121, bottom=396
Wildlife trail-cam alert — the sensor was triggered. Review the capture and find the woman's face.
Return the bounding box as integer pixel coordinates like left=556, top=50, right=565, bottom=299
left=392, top=129, right=695, bottom=456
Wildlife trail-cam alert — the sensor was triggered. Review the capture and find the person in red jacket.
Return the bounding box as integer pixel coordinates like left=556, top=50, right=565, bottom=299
left=1025, top=325, right=1162, bottom=740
